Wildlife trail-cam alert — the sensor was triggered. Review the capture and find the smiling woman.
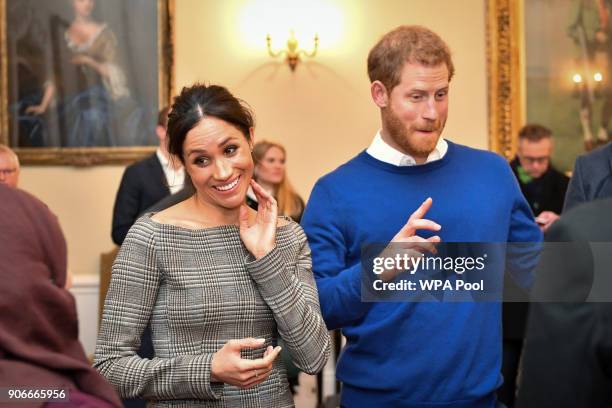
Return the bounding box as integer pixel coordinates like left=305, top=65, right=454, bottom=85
left=252, top=141, right=305, bottom=223
left=94, top=83, right=331, bottom=407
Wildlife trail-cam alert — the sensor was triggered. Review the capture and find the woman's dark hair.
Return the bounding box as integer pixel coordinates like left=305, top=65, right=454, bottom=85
left=167, top=83, right=255, bottom=163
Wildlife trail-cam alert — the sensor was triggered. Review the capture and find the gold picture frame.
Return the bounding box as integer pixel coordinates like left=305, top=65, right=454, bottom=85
left=487, top=0, right=524, bottom=160
left=488, top=0, right=612, bottom=170
left=0, top=0, right=174, bottom=166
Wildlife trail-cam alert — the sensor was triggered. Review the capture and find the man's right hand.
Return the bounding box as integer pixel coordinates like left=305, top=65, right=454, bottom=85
left=535, top=210, right=559, bottom=233
left=210, top=337, right=282, bottom=389
left=379, top=197, right=442, bottom=282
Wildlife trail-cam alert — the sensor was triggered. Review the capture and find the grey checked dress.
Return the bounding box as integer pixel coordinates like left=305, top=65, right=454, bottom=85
left=94, top=215, right=330, bottom=407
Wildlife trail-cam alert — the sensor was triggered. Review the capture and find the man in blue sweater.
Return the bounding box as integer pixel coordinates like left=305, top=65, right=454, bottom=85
left=301, top=26, right=542, bottom=408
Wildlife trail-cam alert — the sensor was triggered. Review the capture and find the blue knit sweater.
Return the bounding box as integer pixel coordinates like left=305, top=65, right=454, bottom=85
left=302, top=141, right=542, bottom=408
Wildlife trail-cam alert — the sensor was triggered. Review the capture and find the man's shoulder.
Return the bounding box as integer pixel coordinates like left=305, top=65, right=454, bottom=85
left=575, top=142, right=612, bottom=169
left=588, top=141, right=612, bottom=159
left=449, top=141, right=509, bottom=168
left=314, top=151, right=367, bottom=186
left=123, top=153, right=160, bottom=175
left=129, top=153, right=159, bottom=169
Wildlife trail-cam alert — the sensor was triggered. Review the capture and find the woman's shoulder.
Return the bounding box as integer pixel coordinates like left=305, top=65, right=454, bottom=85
left=65, top=22, right=107, bottom=50
left=150, top=202, right=181, bottom=225
left=277, top=216, right=307, bottom=242
left=149, top=200, right=203, bottom=228
left=149, top=202, right=228, bottom=231
left=121, top=215, right=159, bottom=249
left=277, top=215, right=291, bottom=228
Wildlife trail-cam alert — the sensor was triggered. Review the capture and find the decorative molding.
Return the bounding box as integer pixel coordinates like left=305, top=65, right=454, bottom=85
left=487, top=0, right=523, bottom=159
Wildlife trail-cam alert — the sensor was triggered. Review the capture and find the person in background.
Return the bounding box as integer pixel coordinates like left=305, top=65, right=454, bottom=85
left=0, top=184, right=121, bottom=408
left=563, top=141, right=612, bottom=211
left=517, top=198, right=612, bottom=408
left=0, top=144, right=20, bottom=188
left=95, top=83, right=330, bottom=407
left=250, top=141, right=305, bottom=223
left=250, top=140, right=306, bottom=394
left=111, top=106, right=184, bottom=246
left=501, top=124, right=569, bottom=407
left=510, top=124, right=569, bottom=233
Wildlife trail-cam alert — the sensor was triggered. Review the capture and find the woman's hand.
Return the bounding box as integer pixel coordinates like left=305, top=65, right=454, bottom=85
left=25, top=83, right=55, bottom=116
left=25, top=104, right=46, bottom=115
left=71, top=54, right=96, bottom=67
left=210, top=337, right=282, bottom=389
left=71, top=54, right=109, bottom=78
left=239, top=180, right=278, bottom=259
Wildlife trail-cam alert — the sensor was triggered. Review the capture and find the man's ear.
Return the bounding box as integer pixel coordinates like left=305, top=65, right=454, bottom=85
left=248, top=127, right=255, bottom=150
left=155, top=125, right=166, bottom=142
left=371, top=81, right=389, bottom=108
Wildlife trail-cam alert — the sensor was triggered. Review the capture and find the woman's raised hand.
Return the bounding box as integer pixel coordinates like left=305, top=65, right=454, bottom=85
left=210, top=337, right=282, bottom=389
left=239, top=180, right=278, bottom=259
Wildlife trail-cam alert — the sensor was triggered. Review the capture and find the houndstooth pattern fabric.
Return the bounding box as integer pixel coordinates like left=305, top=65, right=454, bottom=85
left=94, top=215, right=331, bottom=407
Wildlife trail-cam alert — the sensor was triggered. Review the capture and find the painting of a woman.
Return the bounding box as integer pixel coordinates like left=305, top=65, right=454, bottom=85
left=4, top=0, right=168, bottom=162
left=56, top=0, right=147, bottom=147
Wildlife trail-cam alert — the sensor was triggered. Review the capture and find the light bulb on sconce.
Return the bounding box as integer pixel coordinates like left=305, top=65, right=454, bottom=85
left=571, top=71, right=603, bottom=99
left=572, top=73, right=584, bottom=99
left=594, top=72, right=603, bottom=82
left=266, top=30, right=319, bottom=71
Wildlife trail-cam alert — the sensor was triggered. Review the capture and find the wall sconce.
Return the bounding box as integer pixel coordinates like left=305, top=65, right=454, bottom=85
left=266, top=30, right=319, bottom=71
left=572, top=71, right=603, bottom=99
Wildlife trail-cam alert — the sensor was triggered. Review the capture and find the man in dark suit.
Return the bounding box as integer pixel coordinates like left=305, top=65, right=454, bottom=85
left=564, top=142, right=612, bottom=212
left=111, top=107, right=184, bottom=245
left=517, top=198, right=612, bottom=407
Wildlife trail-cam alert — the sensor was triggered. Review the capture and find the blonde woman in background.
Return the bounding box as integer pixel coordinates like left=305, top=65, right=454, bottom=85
left=249, top=140, right=306, bottom=395
left=250, top=141, right=305, bottom=223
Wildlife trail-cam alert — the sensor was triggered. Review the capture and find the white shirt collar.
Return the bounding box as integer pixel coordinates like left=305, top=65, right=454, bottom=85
left=246, top=185, right=257, bottom=202
left=156, top=148, right=171, bottom=167
left=156, top=148, right=185, bottom=194
left=366, top=130, right=448, bottom=166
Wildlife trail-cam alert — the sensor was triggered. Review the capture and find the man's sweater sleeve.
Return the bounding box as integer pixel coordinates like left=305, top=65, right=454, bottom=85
left=506, top=164, right=543, bottom=289
left=301, top=181, right=371, bottom=330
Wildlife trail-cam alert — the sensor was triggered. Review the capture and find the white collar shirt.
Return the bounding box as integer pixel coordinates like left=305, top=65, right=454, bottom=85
left=366, top=130, right=448, bottom=166
left=156, top=148, right=185, bottom=194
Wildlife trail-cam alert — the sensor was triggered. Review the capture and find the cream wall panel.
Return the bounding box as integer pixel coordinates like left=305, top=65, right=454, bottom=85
left=175, top=0, right=488, bottom=200
left=19, top=167, right=124, bottom=276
